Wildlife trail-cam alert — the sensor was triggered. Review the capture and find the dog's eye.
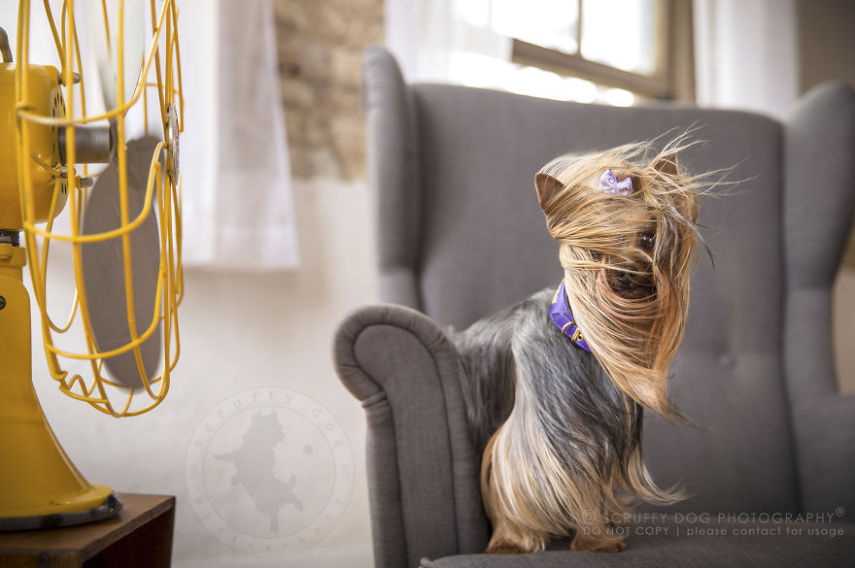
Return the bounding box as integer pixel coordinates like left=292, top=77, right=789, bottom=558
left=640, top=232, right=654, bottom=250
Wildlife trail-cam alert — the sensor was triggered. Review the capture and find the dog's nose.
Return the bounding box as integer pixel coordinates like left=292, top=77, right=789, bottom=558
left=640, top=232, right=654, bottom=250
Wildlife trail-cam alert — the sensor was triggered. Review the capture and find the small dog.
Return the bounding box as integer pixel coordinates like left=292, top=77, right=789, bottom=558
left=451, top=138, right=701, bottom=554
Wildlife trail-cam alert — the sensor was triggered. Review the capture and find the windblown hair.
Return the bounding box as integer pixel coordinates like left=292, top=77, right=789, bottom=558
left=453, top=135, right=704, bottom=554
left=536, top=137, right=701, bottom=418
left=466, top=291, right=679, bottom=553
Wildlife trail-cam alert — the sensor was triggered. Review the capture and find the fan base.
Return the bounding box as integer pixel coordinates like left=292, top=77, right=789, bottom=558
left=0, top=493, right=122, bottom=532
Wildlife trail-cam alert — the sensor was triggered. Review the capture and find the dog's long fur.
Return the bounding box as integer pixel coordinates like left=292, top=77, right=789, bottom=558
left=450, top=138, right=702, bottom=553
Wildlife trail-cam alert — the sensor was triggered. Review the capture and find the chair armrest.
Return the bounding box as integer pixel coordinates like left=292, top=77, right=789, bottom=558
left=334, top=304, right=489, bottom=568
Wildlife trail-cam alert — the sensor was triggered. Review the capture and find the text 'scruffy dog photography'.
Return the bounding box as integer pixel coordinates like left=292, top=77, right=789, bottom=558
left=452, top=137, right=704, bottom=554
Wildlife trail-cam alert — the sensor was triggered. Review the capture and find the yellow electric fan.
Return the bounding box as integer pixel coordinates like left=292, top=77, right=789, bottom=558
left=0, top=0, right=183, bottom=530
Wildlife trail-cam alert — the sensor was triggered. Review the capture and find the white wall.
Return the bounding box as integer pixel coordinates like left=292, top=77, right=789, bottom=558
left=30, top=177, right=378, bottom=567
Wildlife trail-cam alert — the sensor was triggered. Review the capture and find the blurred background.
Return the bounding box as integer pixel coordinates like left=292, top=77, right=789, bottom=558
left=2, top=0, right=854, bottom=566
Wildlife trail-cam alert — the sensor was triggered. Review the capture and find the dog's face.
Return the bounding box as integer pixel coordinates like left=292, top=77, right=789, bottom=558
left=533, top=147, right=699, bottom=418
left=598, top=205, right=657, bottom=299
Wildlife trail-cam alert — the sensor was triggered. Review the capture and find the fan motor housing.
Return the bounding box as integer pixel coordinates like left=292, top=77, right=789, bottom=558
left=0, top=62, right=68, bottom=230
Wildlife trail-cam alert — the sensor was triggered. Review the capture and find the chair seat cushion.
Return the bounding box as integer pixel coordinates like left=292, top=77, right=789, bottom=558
left=421, top=517, right=855, bottom=568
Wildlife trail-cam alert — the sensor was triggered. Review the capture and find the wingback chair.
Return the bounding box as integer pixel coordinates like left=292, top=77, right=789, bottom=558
left=333, top=46, right=855, bottom=567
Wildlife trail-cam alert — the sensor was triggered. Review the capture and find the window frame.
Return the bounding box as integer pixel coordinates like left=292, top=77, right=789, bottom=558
left=508, top=0, right=695, bottom=102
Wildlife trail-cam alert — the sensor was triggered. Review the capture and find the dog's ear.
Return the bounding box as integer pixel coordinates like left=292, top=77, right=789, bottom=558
left=535, top=173, right=564, bottom=208
left=652, top=152, right=679, bottom=176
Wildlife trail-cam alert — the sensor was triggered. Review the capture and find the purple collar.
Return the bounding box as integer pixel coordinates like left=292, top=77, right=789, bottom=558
left=549, top=281, right=592, bottom=353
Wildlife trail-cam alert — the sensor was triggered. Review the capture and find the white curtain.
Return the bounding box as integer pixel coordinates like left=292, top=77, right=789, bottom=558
left=385, top=0, right=511, bottom=83
left=179, top=0, right=299, bottom=270
left=693, top=0, right=799, bottom=120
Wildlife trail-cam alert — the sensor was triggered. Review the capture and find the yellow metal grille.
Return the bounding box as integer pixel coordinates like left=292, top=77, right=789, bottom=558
left=14, top=0, right=183, bottom=417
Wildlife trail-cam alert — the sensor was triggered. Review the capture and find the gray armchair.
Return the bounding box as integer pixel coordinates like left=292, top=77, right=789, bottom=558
left=333, top=46, right=855, bottom=567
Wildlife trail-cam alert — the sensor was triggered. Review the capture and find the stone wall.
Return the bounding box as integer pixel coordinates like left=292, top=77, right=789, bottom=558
left=273, top=0, right=383, bottom=180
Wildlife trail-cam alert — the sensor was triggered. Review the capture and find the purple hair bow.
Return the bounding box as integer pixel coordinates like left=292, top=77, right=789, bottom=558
left=598, top=169, right=633, bottom=195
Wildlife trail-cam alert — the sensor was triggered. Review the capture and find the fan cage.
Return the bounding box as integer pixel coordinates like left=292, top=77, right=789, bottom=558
left=14, top=0, right=184, bottom=417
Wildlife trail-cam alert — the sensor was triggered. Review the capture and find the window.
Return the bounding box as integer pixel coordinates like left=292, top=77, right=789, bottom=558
left=447, top=0, right=694, bottom=106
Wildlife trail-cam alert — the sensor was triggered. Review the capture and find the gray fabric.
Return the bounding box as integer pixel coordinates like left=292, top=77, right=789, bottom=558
left=334, top=305, right=489, bottom=568
left=336, top=44, right=855, bottom=566
left=783, top=83, right=855, bottom=518
left=364, top=48, right=423, bottom=309
left=421, top=519, right=855, bottom=567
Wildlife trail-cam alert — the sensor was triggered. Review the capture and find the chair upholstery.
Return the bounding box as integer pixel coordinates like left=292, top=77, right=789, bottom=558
left=334, top=45, right=855, bottom=567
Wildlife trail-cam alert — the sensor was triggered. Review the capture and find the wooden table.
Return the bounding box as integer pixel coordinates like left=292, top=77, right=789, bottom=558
left=0, top=493, right=175, bottom=568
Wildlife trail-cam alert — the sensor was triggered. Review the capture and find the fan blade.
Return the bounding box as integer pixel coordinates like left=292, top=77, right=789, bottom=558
left=80, top=0, right=146, bottom=114
left=81, top=137, right=162, bottom=389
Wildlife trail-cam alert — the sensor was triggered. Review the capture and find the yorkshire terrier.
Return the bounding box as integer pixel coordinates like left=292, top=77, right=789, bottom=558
left=450, top=138, right=701, bottom=554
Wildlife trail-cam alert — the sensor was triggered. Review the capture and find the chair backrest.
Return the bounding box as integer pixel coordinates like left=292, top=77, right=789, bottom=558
left=365, top=45, right=855, bottom=519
